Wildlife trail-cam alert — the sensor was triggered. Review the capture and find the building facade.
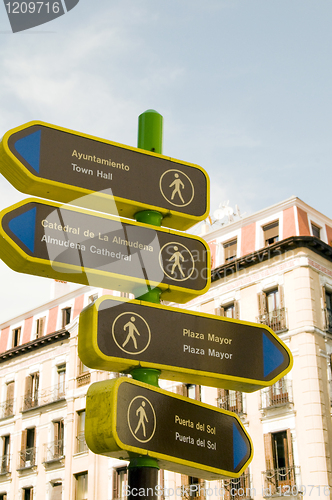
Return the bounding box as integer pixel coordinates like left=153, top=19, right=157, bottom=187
left=0, top=196, right=332, bottom=499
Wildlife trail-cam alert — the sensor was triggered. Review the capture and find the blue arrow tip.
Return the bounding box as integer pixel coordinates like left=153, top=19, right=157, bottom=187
left=14, top=130, right=41, bottom=174
left=8, top=207, right=37, bottom=253
left=233, top=422, right=249, bottom=470
left=263, top=333, right=285, bottom=378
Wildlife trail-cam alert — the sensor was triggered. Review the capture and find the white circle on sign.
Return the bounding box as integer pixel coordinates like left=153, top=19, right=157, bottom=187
left=127, top=395, right=156, bottom=443
left=112, top=312, right=151, bottom=355
left=159, top=242, right=195, bottom=282
left=159, top=169, right=195, bottom=207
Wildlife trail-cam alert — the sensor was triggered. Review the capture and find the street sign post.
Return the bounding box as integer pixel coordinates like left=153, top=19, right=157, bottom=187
left=85, top=377, right=253, bottom=480
left=0, top=199, right=210, bottom=303
left=0, top=121, right=210, bottom=230
left=79, top=295, right=292, bottom=392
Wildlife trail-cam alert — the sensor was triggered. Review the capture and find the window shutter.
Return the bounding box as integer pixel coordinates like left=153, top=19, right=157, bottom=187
left=175, top=384, right=185, bottom=396
left=263, top=433, right=274, bottom=471
left=286, top=429, right=294, bottom=469
left=234, top=301, right=240, bottom=319
left=31, top=487, right=34, bottom=500
left=6, top=381, right=14, bottom=401
left=278, top=285, right=285, bottom=309
left=112, top=469, right=119, bottom=499
left=25, top=376, right=33, bottom=397
left=258, top=292, right=267, bottom=316
left=51, top=483, right=62, bottom=500
left=195, top=385, right=201, bottom=401
left=215, top=306, right=225, bottom=317
left=53, top=422, right=59, bottom=443
left=322, top=286, right=327, bottom=330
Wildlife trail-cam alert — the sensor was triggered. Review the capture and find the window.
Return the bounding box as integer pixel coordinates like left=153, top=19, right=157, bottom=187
left=311, top=223, right=321, bottom=239
left=218, top=389, right=244, bottom=415
left=215, top=302, right=240, bottom=319
left=57, top=364, right=66, bottom=398
left=223, top=239, right=237, bottom=262
left=77, top=410, right=87, bottom=453
left=75, top=472, right=88, bottom=500
left=20, top=428, right=35, bottom=468
left=0, top=493, right=7, bottom=500
left=113, top=467, right=127, bottom=500
left=263, top=221, right=279, bottom=246
left=51, top=482, right=62, bottom=500
left=61, top=307, right=71, bottom=328
left=257, top=286, right=287, bottom=332
left=53, top=420, right=64, bottom=458
left=23, top=373, right=39, bottom=409
left=263, top=430, right=295, bottom=494
left=4, top=381, right=14, bottom=417
left=12, top=327, right=21, bottom=348
left=22, top=487, right=33, bottom=500
left=185, top=384, right=200, bottom=401
left=181, top=476, right=204, bottom=498
left=322, top=288, right=332, bottom=331
left=35, top=317, right=46, bottom=338
left=1, top=435, right=10, bottom=473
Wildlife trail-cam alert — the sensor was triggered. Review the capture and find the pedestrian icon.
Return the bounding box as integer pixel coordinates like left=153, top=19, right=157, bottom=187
left=127, top=395, right=156, bottom=443
left=134, top=401, right=148, bottom=437
left=169, top=246, right=185, bottom=277
left=159, top=242, right=195, bottom=282
left=159, top=169, right=194, bottom=208
left=122, top=317, right=140, bottom=350
left=112, top=312, right=151, bottom=355
left=170, top=173, right=185, bottom=204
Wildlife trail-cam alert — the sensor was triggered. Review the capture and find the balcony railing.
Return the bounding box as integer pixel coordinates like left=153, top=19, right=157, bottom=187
left=260, top=379, right=293, bottom=410
left=223, top=473, right=253, bottom=500
left=262, top=466, right=300, bottom=496
left=18, top=447, right=36, bottom=469
left=76, top=432, right=88, bottom=453
left=21, top=384, right=65, bottom=411
left=0, top=454, right=10, bottom=474
left=0, top=399, right=14, bottom=419
left=77, top=372, right=91, bottom=387
left=217, top=392, right=246, bottom=416
left=181, top=482, right=206, bottom=500
left=43, top=439, right=64, bottom=463
left=257, top=308, right=287, bottom=333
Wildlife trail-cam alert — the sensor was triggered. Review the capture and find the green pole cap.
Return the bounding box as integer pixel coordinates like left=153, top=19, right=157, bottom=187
left=134, top=287, right=162, bottom=303
left=130, top=367, right=161, bottom=387
left=128, top=456, right=159, bottom=469
left=138, top=110, right=163, bottom=154
left=135, top=210, right=163, bottom=227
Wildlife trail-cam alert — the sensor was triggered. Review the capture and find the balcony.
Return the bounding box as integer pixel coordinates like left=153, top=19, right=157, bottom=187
left=76, top=372, right=91, bottom=387
left=260, top=379, right=293, bottom=411
left=223, top=473, right=253, bottom=500
left=43, top=439, right=64, bottom=464
left=17, top=447, right=36, bottom=470
left=0, top=455, right=10, bottom=474
left=21, top=384, right=65, bottom=411
left=262, top=466, right=300, bottom=496
left=181, top=482, right=206, bottom=500
left=76, top=432, right=88, bottom=454
left=0, top=399, right=14, bottom=419
left=217, top=392, right=246, bottom=416
left=257, top=308, right=287, bottom=333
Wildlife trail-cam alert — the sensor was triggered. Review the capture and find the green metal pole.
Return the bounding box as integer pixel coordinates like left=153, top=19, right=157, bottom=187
left=128, top=110, right=164, bottom=500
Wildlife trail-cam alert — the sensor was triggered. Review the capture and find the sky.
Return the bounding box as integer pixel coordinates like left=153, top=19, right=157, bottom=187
left=0, top=0, right=331, bottom=322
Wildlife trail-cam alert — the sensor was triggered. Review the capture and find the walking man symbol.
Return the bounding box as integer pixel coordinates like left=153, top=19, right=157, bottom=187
left=122, top=317, right=140, bottom=350
left=134, top=401, right=148, bottom=437
left=169, top=246, right=185, bottom=277
left=169, top=173, right=185, bottom=204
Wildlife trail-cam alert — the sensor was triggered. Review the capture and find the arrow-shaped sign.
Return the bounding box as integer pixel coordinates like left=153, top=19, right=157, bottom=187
left=85, top=378, right=253, bottom=480
left=0, top=121, right=209, bottom=230
left=0, top=199, right=210, bottom=303
left=79, top=295, right=292, bottom=392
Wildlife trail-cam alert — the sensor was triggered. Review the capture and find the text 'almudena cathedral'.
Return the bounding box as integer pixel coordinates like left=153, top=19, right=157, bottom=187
left=0, top=195, right=332, bottom=500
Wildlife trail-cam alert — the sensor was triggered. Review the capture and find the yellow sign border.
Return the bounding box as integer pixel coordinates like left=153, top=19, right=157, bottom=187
left=0, top=121, right=210, bottom=231
left=85, top=377, right=254, bottom=480
left=0, top=198, right=211, bottom=304
left=78, top=295, right=293, bottom=393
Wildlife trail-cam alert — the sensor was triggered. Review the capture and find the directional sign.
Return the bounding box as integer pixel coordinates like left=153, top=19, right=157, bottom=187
left=0, top=199, right=210, bottom=303
left=79, top=296, right=292, bottom=392
left=0, top=121, right=210, bottom=230
left=85, top=378, right=253, bottom=480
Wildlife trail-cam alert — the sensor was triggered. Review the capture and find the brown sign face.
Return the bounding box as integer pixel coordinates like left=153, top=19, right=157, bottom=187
left=85, top=378, right=253, bottom=480
left=2, top=122, right=209, bottom=229
left=78, top=296, right=293, bottom=392
left=0, top=200, right=210, bottom=302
